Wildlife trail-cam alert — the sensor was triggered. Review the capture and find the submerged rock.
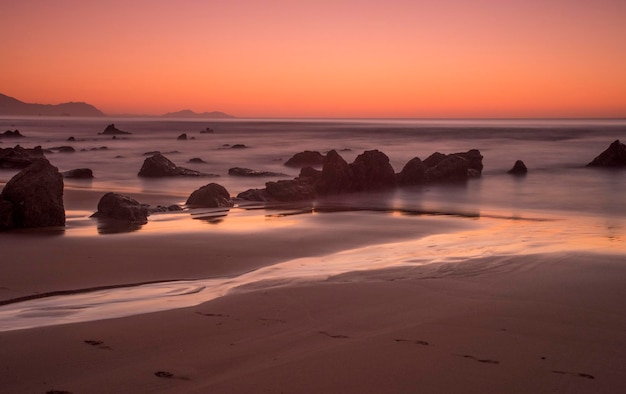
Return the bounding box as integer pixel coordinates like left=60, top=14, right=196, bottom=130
left=1, top=130, right=24, bottom=138
left=186, top=183, right=233, bottom=208
left=138, top=153, right=213, bottom=177
left=586, top=140, right=626, bottom=167
left=62, top=168, right=94, bottom=179
left=1, top=158, right=65, bottom=228
left=228, top=167, right=288, bottom=177
left=0, top=145, right=46, bottom=169
left=177, top=133, right=188, bottom=140
left=284, top=150, right=325, bottom=168
left=99, top=124, right=131, bottom=135
left=508, top=160, right=528, bottom=175
left=91, top=192, right=149, bottom=223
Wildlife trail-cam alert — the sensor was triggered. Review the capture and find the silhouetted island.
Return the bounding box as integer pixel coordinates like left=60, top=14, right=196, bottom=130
left=0, top=93, right=104, bottom=117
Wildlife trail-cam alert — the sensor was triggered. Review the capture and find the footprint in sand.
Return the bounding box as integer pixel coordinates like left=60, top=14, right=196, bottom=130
left=459, top=354, right=500, bottom=364
left=395, top=338, right=429, bottom=346
left=84, top=339, right=112, bottom=350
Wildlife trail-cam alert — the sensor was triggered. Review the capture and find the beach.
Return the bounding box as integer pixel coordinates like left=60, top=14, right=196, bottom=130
left=2, top=118, right=626, bottom=392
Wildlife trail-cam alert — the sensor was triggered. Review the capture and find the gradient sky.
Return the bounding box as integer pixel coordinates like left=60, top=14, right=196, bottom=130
left=2, top=0, right=625, bottom=118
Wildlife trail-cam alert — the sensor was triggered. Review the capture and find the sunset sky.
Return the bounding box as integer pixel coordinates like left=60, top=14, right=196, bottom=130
left=2, top=0, right=625, bottom=118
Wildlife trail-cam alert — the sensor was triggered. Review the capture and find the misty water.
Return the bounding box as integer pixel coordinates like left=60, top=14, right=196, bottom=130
left=1, top=117, right=626, bottom=331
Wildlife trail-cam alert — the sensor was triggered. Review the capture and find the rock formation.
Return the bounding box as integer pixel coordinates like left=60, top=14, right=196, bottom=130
left=62, top=168, right=94, bottom=179
left=0, top=158, right=65, bottom=228
left=186, top=183, right=233, bottom=208
left=177, top=133, right=187, bottom=140
left=91, top=192, right=149, bottom=224
left=99, top=124, right=131, bottom=135
left=1, top=130, right=24, bottom=138
left=228, top=167, right=288, bottom=177
left=507, top=160, right=528, bottom=175
left=0, top=145, right=46, bottom=169
left=586, top=140, right=626, bottom=167
left=284, top=150, right=325, bottom=168
left=138, top=153, right=216, bottom=177
left=238, top=148, right=484, bottom=203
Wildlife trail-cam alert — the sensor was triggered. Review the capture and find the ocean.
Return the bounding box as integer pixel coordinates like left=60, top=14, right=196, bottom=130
left=1, top=117, right=626, bottom=330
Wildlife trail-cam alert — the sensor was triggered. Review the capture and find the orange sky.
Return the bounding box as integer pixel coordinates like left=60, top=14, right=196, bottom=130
left=2, top=0, right=625, bottom=118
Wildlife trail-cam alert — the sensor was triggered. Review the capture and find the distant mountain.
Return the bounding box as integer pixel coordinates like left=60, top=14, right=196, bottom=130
left=162, top=109, right=235, bottom=119
left=0, top=93, right=105, bottom=117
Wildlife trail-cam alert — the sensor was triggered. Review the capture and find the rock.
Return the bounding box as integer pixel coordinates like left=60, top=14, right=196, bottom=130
left=67, top=136, right=76, bottom=141
left=91, top=192, right=149, bottom=223
left=586, top=140, right=626, bottom=167
left=265, top=179, right=316, bottom=201
left=177, top=133, right=187, bottom=140
left=49, top=146, right=76, bottom=153
left=1, top=130, right=24, bottom=138
left=349, top=149, right=396, bottom=192
left=138, top=153, right=212, bottom=177
left=99, top=124, right=131, bottom=135
left=0, top=199, right=14, bottom=230
left=188, top=157, right=206, bottom=163
left=62, top=168, right=94, bottom=179
left=315, top=150, right=353, bottom=195
left=228, top=167, right=288, bottom=177
left=508, top=160, right=528, bottom=175
left=236, top=188, right=271, bottom=202
left=454, top=149, right=483, bottom=173
left=397, top=157, right=426, bottom=186
left=231, top=144, right=247, bottom=149
left=284, top=150, right=325, bottom=168
left=200, top=127, right=214, bottom=134
left=186, top=183, right=233, bottom=208
left=0, top=158, right=65, bottom=228
left=423, top=152, right=447, bottom=168
left=0, top=145, right=46, bottom=169
left=149, top=204, right=184, bottom=213
left=425, top=154, right=470, bottom=182
left=297, top=166, right=322, bottom=183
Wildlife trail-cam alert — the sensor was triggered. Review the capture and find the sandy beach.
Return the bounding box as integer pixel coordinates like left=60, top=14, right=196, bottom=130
left=2, top=185, right=626, bottom=393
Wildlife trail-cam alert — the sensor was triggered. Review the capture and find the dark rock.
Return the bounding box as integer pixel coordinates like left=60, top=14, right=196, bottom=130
left=284, top=150, right=325, bottom=168
left=237, top=188, right=271, bottom=202
left=315, top=150, right=353, bottom=195
left=454, top=149, right=484, bottom=173
left=425, top=154, right=470, bottom=182
left=0, top=199, right=14, bottom=230
left=231, top=144, right=247, bottom=149
left=49, top=146, right=76, bottom=153
left=266, top=179, right=316, bottom=201
left=423, top=152, right=447, bottom=168
left=188, top=157, right=206, bottom=163
left=586, top=140, right=626, bottom=167
left=177, top=133, right=187, bottom=140
left=167, top=204, right=183, bottom=211
left=89, top=146, right=108, bottom=151
left=149, top=204, right=183, bottom=213
left=0, top=145, right=46, bottom=169
left=99, top=124, right=131, bottom=135
left=62, top=168, right=94, bottom=179
left=397, top=157, right=426, bottom=186
left=67, top=136, right=76, bottom=141
left=297, top=166, right=322, bottom=183
left=2, top=130, right=24, bottom=138
left=201, top=127, right=214, bottom=134
left=508, top=160, right=528, bottom=175
left=138, top=153, right=212, bottom=177
left=144, top=150, right=161, bottom=156
left=186, top=183, right=233, bottom=208
left=349, top=149, right=396, bottom=192
left=91, top=192, right=149, bottom=223
left=228, top=167, right=288, bottom=177
left=0, top=158, right=65, bottom=228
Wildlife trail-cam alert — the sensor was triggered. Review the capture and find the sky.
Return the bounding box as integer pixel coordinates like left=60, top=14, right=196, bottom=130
left=2, top=0, right=626, bottom=118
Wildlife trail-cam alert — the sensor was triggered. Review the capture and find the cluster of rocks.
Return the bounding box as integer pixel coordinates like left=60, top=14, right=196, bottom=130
left=1, top=130, right=25, bottom=138
left=0, top=159, right=65, bottom=230
left=238, top=148, right=484, bottom=202
left=138, top=153, right=219, bottom=177
left=99, top=124, right=131, bottom=135
left=0, top=145, right=45, bottom=169
left=228, top=167, right=287, bottom=177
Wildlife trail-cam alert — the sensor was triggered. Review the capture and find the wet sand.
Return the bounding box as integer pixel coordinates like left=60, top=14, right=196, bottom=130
left=1, top=187, right=626, bottom=392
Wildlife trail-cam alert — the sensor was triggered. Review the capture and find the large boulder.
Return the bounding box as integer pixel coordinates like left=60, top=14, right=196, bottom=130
left=425, top=154, right=470, bottom=182
left=138, top=153, right=209, bottom=177
left=0, top=158, right=65, bottom=228
left=91, top=192, right=149, bottom=223
left=236, top=188, right=271, bottom=202
left=284, top=150, right=325, bottom=168
left=265, top=179, right=316, bottom=201
left=349, top=149, right=396, bottom=192
left=397, top=157, right=426, bottom=186
left=315, top=150, right=354, bottom=195
left=0, top=145, right=46, bottom=169
left=586, top=140, right=626, bottom=167
left=186, top=183, right=233, bottom=208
